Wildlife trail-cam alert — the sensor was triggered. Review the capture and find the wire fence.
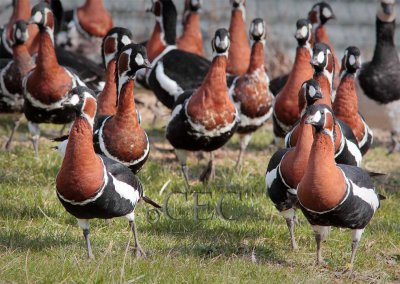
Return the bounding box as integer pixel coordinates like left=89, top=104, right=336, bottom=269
left=1, top=0, right=399, bottom=76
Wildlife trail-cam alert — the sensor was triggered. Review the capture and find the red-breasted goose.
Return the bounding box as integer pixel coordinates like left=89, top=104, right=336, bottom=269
left=308, top=1, right=340, bottom=89
left=266, top=83, right=318, bottom=250
left=272, top=19, right=313, bottom=144
left=0, top=0, right=39, bottom=58
left=334, top=46, right=373, bottom=155
left=56, top=0, right=113, bottom=64
left=0, top=20, right=35, bottom=150
left=285, top=79, right=362, bottom=167
left=229, top=18, right=273, bottom=168
left=23, top=2, right=86, bottom=155
left=297, top=104, right=380, bottom=270
left=176, top=0, right=204, bottom=57
left=227, top=0, right=251, bottom=76
left=56, top=86, right=161, bottom=259
left=97, top=27, right=133, bottom=117
left=147, top=0, right=210, bottom=109
left=166, top=28, right=239, bottom=183
left=93, top=44, right=151, bottom=174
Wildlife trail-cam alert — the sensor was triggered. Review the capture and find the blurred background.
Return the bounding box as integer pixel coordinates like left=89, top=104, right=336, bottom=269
left=0, top=0, right=398, bottom=76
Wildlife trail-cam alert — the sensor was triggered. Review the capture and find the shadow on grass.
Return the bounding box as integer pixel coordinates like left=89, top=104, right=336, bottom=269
left=0, top=230, right=74, bottom=251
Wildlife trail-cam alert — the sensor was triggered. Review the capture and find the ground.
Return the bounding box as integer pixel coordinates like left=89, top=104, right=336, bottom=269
left=0, top=89, right=399, bottom=283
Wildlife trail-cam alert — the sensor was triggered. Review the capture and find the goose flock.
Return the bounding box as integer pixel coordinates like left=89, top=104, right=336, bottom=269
left=1, top=0, right=396, bottom=272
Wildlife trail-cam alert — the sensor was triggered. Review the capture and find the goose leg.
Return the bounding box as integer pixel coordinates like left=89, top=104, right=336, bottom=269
left=312, top=225, right=330, bottom=265
left=199, top=152, right=215, bottom=183
left=235, top=134, right=252, bottom=170
left=28, top=122, right=40, bottom=156
left=281, top=209, right=298, bottom=250
left=59, top=124, right=68, bottom=136
left=77, top=219, right=94, bottom=259
left=5, top=114, right=23, bottom=150
left=286, top=218, right=298, bottom=250
left=175, top=149, right=190, bottom=187
left=129, top=220, right=146, bottom=258
left=348, top=229, right=364, bottom=273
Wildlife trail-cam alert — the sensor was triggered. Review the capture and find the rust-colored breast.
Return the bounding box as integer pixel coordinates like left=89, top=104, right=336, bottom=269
left=27, top=66, right=73, bottom=104
left=314, top=73, right=332, bottom=108
left=281, top=122, right=313, bottom=187
left=146, top=24, right=166, bottom=62
left=276, top=48, right=313, bottom=124
left=3, top=64, right=24, bottom=95
left=233, top=68, right=273, bottom=118
left=187, top=56, right=236, bottom=130
left=56, top=118, right=104, bottom=202
left=177, top=13, right=204, bottom=56
left=102, top=119, right=148, bottom=162
left=333, top=75, right=365, bottom=142
left=187, top=86, right=236, bottom=130
left=227, top=10, right=251, bottom=76
left=297, top=134, right=347, bottom=212
left=97, top=61, right=117, bottom=116
left=77, top=6, right=113, bottom=37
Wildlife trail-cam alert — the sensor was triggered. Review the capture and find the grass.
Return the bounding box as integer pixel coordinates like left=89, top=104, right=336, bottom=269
left=0, top=110, right=399, bottom=283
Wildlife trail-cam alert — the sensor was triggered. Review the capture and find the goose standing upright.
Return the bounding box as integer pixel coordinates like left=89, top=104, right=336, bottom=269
left=166, top=28, right=239, bottom=183
left=266, top=80, right=321, bottom=250
left=176, top=0, right=204, bottom=56
left=97, top=27, right=133, bottom=117
left=0, top=0, right=39, bottom=58
left=272, top=19, right=313, bottom=144
left=56, top=0, right=113, bottom=63
left=227, top=0, right=251, bottom=76
left=93, top=44, right=151, bottom=174
left=229, top=18, right=273, bottom=168
left=358, top=0, right=400, bottom=152
left=285, top=77, right=362, bottom=167
left=308, top=1, right=340, bottom=88
left=0, top=20, right=35, bottom=150
left=297, top=104, right=380, bottom=270
left=334, top=46, right=373, bottom=155
left=56, top=86, right=161, bottom=259
left=23, top=2, right=86, bottom=155
left=147, top=0, right=210, bottom=109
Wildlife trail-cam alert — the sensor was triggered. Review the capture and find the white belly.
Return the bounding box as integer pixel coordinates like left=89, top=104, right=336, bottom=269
left=357, top=81, right=400, bottom=132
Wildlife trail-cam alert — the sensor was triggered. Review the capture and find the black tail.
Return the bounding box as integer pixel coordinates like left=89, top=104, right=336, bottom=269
left=367, top=171, right=386, bottom=177
left=378, top=194, right=386, bottom=200
left=142, top=196, right=162, bottom=209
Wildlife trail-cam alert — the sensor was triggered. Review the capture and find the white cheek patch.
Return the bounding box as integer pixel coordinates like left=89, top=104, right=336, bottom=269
left=70, top=94, right=80, bottom=105
left=121, top=35, right=131, bottom=46
left=299, top=26, right=308, bottom=38
left=223, top=37, right=229, bottom=48
left=349, top=54, right=356, bottom=66
left=322, top=7, right=332, bottom=18
left=308, top=85, right=316, bottom=97
left=215, top=36, right=221, bottom=47
left=33, top=12, right=43, bottom=23
left=257, top=23, right=264, bottom=36
left=311, top=111, right=322, bottom=123
left=250, top=22, right=255, bottom=33
left=317, top=51, right=325, bottom=64
left=135, top=53, right=144, bottom=66
left=15, top=29, right=21, bottom=40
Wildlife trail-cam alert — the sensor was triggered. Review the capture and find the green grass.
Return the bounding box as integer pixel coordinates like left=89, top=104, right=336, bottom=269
left=0, top=116, right=399, bottom=283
